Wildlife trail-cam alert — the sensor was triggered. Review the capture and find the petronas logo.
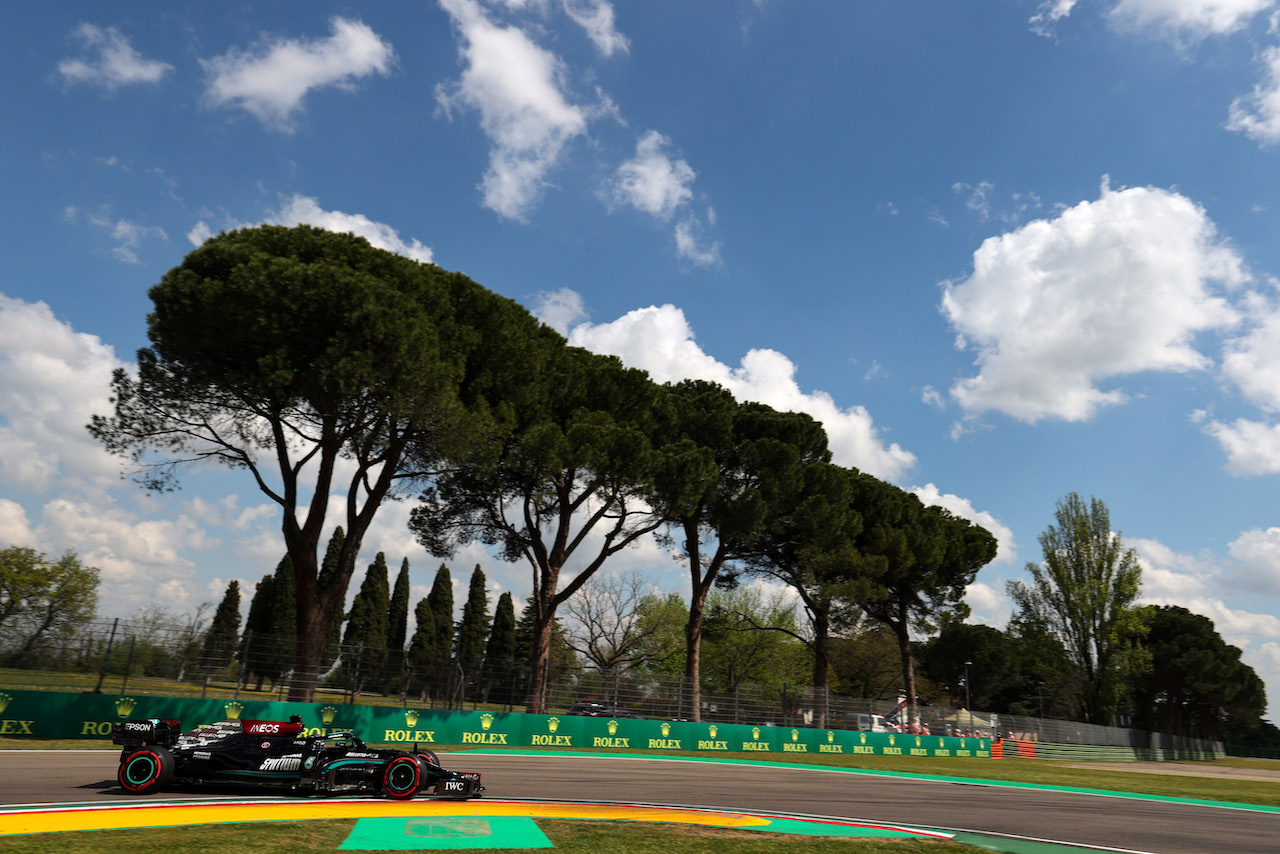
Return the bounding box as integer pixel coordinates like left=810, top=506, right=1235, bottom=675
left=405, top=709, right=420, bottom=727
left=660, top=722, right=671, bottom=737
left=547, top=717, right=560, bottom=733
left=115, top=697, right=137, bottom=718
left=481, top=713, right=494, bottom=731
left=607, top=719, right=619, bottom=735
left=320, top=705, right=338, bottom=725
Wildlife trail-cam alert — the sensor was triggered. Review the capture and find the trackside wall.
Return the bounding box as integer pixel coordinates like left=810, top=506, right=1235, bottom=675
left=0, top=689, right=990, bottom=758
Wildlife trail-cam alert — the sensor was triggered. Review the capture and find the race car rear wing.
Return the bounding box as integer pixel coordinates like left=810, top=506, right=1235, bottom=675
left=112, top=718, right=182, bottom=748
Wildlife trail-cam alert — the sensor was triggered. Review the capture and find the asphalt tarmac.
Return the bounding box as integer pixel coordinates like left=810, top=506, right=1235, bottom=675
left=1, top=750, right=1275, bottom=853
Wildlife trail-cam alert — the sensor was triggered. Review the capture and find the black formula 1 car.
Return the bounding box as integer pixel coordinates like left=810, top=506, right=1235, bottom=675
left=111, top=716, right=483, bottom=800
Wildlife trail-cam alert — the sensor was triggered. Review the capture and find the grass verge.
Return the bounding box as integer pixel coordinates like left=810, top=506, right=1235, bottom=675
left=0, top=819, right=979, bottom=853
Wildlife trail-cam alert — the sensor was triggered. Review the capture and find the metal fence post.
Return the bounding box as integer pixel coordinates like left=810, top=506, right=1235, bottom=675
left=93, top=618, right=118, bottom=694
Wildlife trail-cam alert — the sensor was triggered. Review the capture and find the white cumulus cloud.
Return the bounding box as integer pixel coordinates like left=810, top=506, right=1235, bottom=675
left=189, top=195, right=433, bottom=264
left=0, top=295, right=127, bottom=493
left=267, top=195, right=434, bottom=263
left=942, top=179, right=1247, bottom=424
left=1109, top=0, right=1275, bottom=38
left=202, top=17, right=395, bottom=131
left=58, top=23, right=172, bottom=90
left=1228, top=527, right=1280, bottom=592
left=1204, top=418, right=1280, bottom=474
left=63, top=206, right=167, bottom=264
left=911, top=483, right=1018, bottom=565
left=560, top=301, right=916, bottom=480
left=611, top=131, right=696, bottom=220
left=562, top=0, right=629, bottom=56
left=1228, top=45, right=1280, bottom=146
left=436, top=0, right=590, bottom=220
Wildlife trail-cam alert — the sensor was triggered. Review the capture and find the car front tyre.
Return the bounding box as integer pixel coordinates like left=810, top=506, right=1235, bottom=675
left=382, top=754, right=423, bottom=799
left=118, top=746, right=175, bottom=795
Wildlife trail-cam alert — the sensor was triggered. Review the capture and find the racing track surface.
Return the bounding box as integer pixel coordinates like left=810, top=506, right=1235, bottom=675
left=1, top=750, right=1275, bottom=853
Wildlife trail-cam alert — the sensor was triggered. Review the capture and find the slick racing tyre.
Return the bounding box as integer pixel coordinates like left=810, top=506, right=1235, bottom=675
left=382, top=754, right=424, bottom=799
left=416, top=749, right=440, bottom=767
left=118, top=746, right=175, bottom=795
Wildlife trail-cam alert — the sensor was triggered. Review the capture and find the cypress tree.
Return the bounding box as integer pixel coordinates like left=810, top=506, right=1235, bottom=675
left=456, top=565, right=491, bottom=697
left=427, top=563, right=454, bottom=659
left=386, top=558, right=411, bottom=693
left=341, top=554, right=390, bottom=695
left=200, top=580, right=241, bottom=683
left=270, top=555, right=298, bottom=683
left=428, top=564, right=454, bottom=699
left=406, top=596, right=438, bottom=702
left=406, top=564, right=454, bottom=703
left=483, top=591, right=517, bottom=705
left=242, top=570, right=276, bottom=690
left=316, top=527, right=345, bottom=672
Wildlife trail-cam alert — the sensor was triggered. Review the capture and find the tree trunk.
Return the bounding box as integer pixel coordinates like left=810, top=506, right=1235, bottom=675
left=526, top=603, right=554, bottom=714
left=810, top=604, right=830, bottom=728
left=895, top=601, right=918, bottom=729
left=683, top=520, right=712, bottom=724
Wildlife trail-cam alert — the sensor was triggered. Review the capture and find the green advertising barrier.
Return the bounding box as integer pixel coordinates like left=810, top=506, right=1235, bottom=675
left=0, top=689, right=989, bottom=758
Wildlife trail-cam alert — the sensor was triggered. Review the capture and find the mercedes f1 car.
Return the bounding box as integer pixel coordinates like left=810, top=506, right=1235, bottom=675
left=111, top=716, right=484, bottom=800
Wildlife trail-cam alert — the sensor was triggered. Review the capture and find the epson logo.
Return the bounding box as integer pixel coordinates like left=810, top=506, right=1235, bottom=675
left=124, top=722, right=151, bottom=731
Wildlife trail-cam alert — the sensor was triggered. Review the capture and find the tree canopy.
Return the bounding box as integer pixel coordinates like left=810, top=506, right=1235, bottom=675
left=0, top=546, right=99, bottom=666
left=411, top=346, right=678, bottom=712
left=89, top=225, right=553, bottom=700
left=1008, top=493, right=1144, bottom=724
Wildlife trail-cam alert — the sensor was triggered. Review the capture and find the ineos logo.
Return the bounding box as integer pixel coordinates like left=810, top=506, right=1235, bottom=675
left=247, top=723, right=280, bottom=734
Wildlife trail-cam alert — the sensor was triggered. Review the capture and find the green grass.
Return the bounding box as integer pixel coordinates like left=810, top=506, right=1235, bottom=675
left=0, top=820, right=977, bottom=853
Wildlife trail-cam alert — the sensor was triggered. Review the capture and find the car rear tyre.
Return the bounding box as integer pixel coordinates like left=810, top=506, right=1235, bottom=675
left=118, top=746, right=174, bottom=795
left=382, top=754, right=423, bottom=799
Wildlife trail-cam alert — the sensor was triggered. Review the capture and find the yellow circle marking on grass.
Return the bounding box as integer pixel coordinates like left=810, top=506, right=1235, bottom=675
left=0, top=799, right=773, bottom=837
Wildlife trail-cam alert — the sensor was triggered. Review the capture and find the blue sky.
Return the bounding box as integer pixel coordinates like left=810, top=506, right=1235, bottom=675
left=5, top=1, right=1280, bottom=714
